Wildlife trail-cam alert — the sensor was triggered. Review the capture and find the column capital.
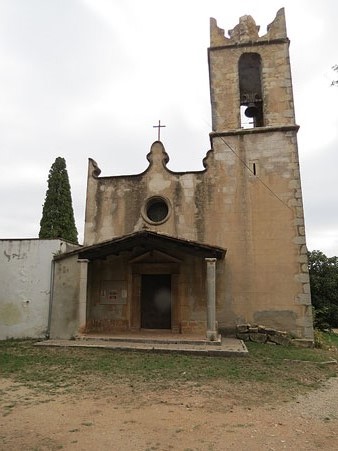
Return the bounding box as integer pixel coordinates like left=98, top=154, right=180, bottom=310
left=77, top=258, right=90, bottom=263
left=205, top=257, right=217, bottom=263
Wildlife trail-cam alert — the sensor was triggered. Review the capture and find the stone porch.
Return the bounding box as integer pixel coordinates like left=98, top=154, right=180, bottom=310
left=37, top=332, right=248, bottom=357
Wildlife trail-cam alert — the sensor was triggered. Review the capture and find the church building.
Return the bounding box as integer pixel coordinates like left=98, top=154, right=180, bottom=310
left=49, top=9, right=314, bottom=341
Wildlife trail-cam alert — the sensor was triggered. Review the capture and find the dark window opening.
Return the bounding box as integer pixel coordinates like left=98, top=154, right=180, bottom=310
left=146, top=197, right=169, bottom=223
left=239, top=53, right=264, bottom=128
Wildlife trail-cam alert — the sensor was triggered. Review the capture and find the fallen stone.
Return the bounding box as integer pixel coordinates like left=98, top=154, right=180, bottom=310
left=268, top=334, right=291, bottom=346
left=250, top=333, right=267, bottom=343
left=236, top=333, right=250, bottom=341
left=261, top=327, right=277, bottom=335
left=276, top=330, right=288, bottom=336
left=237, top=324, right=249, bottom=333
left=257, top=325, right=267, bottom=333
left=248, top=327, right=259, bottom=333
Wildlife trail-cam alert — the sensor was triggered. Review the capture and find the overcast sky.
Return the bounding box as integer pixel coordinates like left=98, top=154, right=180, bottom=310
left=0, top=0, right=337, bottom=256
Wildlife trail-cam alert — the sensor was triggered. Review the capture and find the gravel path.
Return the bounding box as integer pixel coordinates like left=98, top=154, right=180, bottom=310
left=286, top=375, right=338, bottom=420
left=1, top=374, right=338, bottom=450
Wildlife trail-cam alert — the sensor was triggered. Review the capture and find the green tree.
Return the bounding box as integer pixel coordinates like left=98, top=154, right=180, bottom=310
left=308, top=250, right=338, bottom=329
left=39, top=157, right=78, bottom=243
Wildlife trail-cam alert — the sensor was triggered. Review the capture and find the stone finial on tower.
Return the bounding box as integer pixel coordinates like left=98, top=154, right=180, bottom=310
left=228, top=15, right=260, bottom=43
left=265, top=8, right=287, bottom=40
left=210, top=8, right=287, bottom=47
left=210, top=17, right=229, bottom=47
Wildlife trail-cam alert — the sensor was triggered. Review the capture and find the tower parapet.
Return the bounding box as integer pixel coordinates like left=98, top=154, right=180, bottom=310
left=209, top=8, right=294, bottom=131
left=210, top=8, right=287, bottom=47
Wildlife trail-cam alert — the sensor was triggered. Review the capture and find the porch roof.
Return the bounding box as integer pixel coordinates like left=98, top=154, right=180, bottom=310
left=75, top=231, right=226, bottom=261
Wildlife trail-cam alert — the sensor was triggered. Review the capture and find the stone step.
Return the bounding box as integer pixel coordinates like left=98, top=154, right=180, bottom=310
left=36, top=337, right=248, bottom=357
left=76, top=333, right=223, bottom=347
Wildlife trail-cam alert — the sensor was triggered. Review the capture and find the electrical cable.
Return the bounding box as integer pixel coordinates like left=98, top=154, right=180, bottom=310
left=201, top=114, right=294, bottom=211
left=217, top=135, right=293, bottom=211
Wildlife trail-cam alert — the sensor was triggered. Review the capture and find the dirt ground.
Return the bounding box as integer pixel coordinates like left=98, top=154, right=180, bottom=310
left=0, top=375, right=337, bottom=451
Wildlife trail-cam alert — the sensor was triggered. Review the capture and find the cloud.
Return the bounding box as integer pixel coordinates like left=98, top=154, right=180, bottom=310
left=0, top=0, right=337, bottom=256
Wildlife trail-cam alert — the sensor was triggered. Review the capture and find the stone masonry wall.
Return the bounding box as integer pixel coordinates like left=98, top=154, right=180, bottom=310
left=81, top=9, right=313, bottom=339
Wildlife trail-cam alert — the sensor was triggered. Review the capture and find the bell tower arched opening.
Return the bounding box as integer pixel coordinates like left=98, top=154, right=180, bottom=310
left=239, top=53, right=264, bottom=128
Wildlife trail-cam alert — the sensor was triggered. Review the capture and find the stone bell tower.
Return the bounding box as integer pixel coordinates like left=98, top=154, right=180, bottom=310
left=209, top=8, right=295, bottom=131
left=207, top=9, right=314, bottom=340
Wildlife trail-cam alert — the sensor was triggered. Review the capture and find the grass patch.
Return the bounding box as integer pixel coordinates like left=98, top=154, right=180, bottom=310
left=325, top=331, right=338, bottom=348
left=0, top=336, right=337, bottom=404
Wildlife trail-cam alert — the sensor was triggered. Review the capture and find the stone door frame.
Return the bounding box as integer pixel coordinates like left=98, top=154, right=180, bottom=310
left=130, top=262, right=180, bottom=333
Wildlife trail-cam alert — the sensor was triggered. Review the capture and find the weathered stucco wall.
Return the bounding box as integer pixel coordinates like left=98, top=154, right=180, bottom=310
left=83, top=129, right=312, bottom=338
left=85, top=250, right=208, bottom=335
left=208, top=131, right=312, bottom=337
left=49, top=254, right=82, bottom=339
left=83, top=145, right=206, bottom=246
left=81, top=9, right=313, bottom=339
left=0, top=239, right=66, bottom=339
left=205, top=8, right=312, bottom=338
left=87, top=254, right=130, bottom=331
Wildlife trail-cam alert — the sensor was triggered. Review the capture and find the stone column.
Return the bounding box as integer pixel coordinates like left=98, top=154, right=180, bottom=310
left=78, top=259, right=89, bottom=334
left=205, top=258, right=217, bottom=341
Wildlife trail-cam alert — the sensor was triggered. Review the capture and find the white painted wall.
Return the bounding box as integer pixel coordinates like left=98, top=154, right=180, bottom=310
left=0, top=239, right=70, bottom=339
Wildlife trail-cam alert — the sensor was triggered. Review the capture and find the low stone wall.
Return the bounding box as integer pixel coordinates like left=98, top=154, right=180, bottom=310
left=236, top=324, right=291, bottom=345
left=236, top=324, right=313, bottom=347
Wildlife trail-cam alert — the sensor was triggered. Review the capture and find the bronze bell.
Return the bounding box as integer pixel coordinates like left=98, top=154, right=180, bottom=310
left=244, top=103, right=259, bottom=118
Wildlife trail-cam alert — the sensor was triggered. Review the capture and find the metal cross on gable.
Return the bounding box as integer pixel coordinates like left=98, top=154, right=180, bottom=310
left=153, top=120, right=166, bottom=141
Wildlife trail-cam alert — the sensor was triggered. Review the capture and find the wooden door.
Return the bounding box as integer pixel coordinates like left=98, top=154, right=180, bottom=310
left=140, top=274, right=171, bottom=329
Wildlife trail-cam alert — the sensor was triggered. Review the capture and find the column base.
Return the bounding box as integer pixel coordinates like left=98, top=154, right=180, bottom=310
left=78, top=323, right=86, bottom=334
left=206, top=330, right=218, bottom=341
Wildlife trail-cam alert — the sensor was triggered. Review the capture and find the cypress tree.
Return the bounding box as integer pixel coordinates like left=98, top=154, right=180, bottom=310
left=39, top=157, right=78, bottom=243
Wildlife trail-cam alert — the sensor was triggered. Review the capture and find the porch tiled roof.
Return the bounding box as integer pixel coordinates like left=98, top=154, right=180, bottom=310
left=55, top=230, right=226, bottom=261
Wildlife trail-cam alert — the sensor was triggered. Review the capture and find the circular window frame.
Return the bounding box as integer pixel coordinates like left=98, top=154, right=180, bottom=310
left=142, top=196, right=171, bottom=225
